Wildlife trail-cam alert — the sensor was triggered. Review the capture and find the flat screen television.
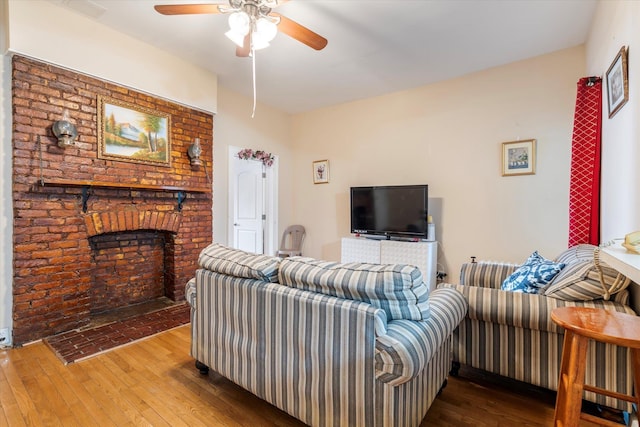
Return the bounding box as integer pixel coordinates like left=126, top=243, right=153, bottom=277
left=350, top=185, right=428, bottom=239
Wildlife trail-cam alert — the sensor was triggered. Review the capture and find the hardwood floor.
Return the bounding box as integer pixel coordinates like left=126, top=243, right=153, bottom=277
left=0, top=325, right=610, bottom=426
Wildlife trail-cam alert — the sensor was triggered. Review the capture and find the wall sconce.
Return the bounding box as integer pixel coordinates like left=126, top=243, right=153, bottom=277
left=52, top=109, right=78, bottom=148
left=188, top=137, right=203, bottom=169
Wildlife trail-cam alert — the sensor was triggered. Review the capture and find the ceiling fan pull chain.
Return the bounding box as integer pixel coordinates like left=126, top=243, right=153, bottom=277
left=252, top=46, right=257, bottom=118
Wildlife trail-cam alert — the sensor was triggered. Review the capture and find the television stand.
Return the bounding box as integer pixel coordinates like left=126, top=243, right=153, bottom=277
left=341, top=237, right=437, bottom=292
left=362, top=235, right=388, bottom=241
left=389, top=236, right=425, bottom=242
left=358, top=234, right=425, bottom=242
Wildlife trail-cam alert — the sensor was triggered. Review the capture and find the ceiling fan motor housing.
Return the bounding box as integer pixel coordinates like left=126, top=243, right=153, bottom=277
left=228, top=0, right=279, bottom=15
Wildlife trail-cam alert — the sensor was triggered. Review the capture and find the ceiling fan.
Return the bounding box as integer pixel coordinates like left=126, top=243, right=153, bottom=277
left=154, top=0, right=328, bottom=57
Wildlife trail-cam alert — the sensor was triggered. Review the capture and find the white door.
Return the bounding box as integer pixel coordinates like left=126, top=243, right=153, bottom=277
left=232, top=159, right=264, bottom=253
left=228, top=146, right=278, bottom=255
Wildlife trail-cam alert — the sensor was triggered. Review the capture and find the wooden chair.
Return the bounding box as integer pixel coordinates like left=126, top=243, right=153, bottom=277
left=551, top=306, right=640, bottom=427
left=276, top=225, right=305, bottom=258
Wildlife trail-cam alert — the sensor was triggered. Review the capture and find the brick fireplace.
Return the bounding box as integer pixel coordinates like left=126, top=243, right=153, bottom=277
left=85, top=210, right=182, bottom=314
left=11, top=56, right=213, bottom=345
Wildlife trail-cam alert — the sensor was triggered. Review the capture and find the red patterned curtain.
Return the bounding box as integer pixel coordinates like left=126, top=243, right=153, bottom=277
left=568, top=77, right=602, bottom=247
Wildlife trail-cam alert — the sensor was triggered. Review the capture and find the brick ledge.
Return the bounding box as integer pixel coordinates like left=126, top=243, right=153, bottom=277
left=84, top=210, right=181, bottom=237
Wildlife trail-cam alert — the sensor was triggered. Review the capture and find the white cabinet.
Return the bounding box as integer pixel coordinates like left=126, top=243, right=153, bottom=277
left=601, top=241, right=640, bottom=312
left=341, top=237, right=438, bottom=292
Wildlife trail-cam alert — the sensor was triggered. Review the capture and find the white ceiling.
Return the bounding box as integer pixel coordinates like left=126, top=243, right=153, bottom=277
left=53, top=0, right=597, bottom=114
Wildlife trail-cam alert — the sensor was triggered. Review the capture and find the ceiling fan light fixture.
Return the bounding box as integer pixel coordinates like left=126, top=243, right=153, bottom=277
left=255, top=17, right=277, bottom=43
left=228, top=11, right=250, bottom=34
left=252, top=17, right=277, bottom=50
left=225, top=29, right=246, bottom=47
left=251, top=37, right=270, bottom=51
left=226, top=11, right=251, bottom=47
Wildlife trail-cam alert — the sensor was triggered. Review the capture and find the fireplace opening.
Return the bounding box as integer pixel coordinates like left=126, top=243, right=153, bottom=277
left=89, top=230, right=175, bottom=321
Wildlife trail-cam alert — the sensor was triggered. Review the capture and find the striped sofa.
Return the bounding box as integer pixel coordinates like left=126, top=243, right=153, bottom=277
left=440, top=247, right=636, bottom=411
left=186, top=243, right=468, bottom=427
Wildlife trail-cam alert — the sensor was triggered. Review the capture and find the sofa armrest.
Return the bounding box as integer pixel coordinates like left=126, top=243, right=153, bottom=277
left=439, top=283, right=636, bottom=334
left=459, top=261, right=519, bottom=289
left=375, top=287, right=467, bottom=386
left=185, top=277, right=197, bottom=307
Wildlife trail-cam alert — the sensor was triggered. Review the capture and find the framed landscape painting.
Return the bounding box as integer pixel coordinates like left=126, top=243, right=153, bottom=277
left=98, top=96, right=171, bottom=166
left=502, top=139, right=536, bottom=176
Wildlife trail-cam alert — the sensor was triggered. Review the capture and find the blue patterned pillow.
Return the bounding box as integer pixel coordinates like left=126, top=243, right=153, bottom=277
left=501, top=251, right=565, bottom=294
left=523, top=251, right=548, bottom=265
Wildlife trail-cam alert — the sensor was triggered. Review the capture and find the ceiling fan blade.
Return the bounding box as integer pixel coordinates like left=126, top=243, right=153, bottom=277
left=154, top=4, right=224, bottom=15
left=236, top=33, right=251, bottom=57
left=271, top=13, right=328, bottom=51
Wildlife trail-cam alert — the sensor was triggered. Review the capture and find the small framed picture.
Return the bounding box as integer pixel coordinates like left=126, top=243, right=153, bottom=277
left=606, top=46, right=629, bottom=118
left=312, top=160, right=329, bottom=184
left=502, top=139, right=536, bottom=176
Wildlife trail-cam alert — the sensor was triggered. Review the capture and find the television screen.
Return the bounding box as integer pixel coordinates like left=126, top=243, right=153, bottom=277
left=350, top=185, right=428, bottom=239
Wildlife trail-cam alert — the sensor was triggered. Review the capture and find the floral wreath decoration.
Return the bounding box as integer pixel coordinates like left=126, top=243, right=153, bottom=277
left=237, top=148, right=275, bottom=167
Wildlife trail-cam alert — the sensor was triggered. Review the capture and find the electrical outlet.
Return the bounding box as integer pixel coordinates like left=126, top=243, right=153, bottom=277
left=0, top=328, right=10, bottom=345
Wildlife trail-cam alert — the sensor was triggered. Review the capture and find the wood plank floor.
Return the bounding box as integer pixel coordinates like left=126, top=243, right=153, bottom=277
left=0, top=325, right=609, bottom=426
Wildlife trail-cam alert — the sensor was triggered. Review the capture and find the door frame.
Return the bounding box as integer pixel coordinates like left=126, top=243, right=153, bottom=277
left=228, top=145, right=278, bottom=255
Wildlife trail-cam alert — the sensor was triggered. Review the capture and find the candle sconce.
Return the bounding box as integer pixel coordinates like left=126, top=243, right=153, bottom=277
left=188, top=137, right=203, bottom=169
left=52, top=109, right=78, bottom=148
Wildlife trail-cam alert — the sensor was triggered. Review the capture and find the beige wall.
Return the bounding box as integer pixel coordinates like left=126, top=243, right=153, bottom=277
left=213, top=86, right=294, bottom=250
left=586, top=0, right=640, bottom=309
left=586, top=0, right=640, bottom=240
left=291, top=46, right=585, bottom=280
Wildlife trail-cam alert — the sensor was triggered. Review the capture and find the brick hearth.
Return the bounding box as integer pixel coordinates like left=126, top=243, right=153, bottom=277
left=45, top=302, right=191, bottom=364
left=11, top=55, right=213, bottom=345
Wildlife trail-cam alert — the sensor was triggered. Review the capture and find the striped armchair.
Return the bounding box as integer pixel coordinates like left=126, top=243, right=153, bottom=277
left=186, top=244, right=468, bottom=427
left=440, top=253, right=636, bottom=411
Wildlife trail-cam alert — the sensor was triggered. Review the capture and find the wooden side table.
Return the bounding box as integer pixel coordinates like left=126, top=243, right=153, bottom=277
left=551, top=306, right=640, bottom=427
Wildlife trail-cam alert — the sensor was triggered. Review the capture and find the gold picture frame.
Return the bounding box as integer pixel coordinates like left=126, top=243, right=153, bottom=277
left=97, top=96, right=171, bottom=166
left=312, top=160, right=329, bottom=184
left=606, top=46, right=629, bottom=119
left=502, top=139, right=536, bottom=176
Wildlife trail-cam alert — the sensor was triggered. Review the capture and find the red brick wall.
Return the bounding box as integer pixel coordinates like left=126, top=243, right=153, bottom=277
left=11, top=55, right=213, bottom=345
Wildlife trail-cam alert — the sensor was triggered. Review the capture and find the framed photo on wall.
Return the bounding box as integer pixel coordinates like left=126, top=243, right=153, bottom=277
left=312, top=160, right=329, bottom=184
left=502, top=139, right=536, bottom=176
left=606, top=46, right=629, bottom=118
left=97, top=96, right=171, bottom=166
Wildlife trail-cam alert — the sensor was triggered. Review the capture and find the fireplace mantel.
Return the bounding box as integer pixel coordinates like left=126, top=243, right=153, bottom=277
left=39, top=178, right=211, bottom=193
left=39, top=178, right=211, bottom=212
